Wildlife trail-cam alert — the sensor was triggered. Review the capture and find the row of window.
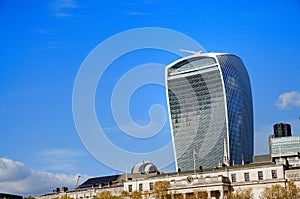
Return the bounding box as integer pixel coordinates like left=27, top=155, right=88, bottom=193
left=128, top=170, right=278, bottom=192
left=231, top=170, right=277, bottom=182
left=128, top=182, right=154, bottom=192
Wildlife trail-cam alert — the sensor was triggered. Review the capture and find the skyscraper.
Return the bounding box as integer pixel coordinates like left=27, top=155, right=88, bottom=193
left=166, top=52, right=253, bottom=171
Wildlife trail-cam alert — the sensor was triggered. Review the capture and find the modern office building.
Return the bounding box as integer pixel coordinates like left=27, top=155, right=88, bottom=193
left=267, top=123, right=300, bottom=167
left=165, top=52, right=253, bottom=171
left=270, top=135, right=300, bottom=167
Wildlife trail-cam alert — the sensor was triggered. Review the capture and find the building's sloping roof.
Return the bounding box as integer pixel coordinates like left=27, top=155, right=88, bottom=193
left=0, top=193, right=23, bottom=199
left=77, top=172, right=160, bottom=189
left=78, top=175, right=122, bottom=189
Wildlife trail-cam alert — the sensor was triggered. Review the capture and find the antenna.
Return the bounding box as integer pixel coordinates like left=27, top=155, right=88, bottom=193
left=180, top=49, right=203, bottom=55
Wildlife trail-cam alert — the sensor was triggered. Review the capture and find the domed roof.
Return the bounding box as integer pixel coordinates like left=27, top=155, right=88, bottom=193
left=131, top=161, right=158, bottom=174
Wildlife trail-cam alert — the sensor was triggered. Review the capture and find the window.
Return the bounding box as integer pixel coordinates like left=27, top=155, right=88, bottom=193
left=272, top=170, right=277, bottom=179
left=139, top=183, right=143, bottom=191
left=244, top=172, right=250, bottom=181
left=149, top=182, right=154, bottom=190
left=231, top=174, right=236, bottom=182
left=128, top=185, right=132, bottom=192
left=258, top=171, right=263, bottom=180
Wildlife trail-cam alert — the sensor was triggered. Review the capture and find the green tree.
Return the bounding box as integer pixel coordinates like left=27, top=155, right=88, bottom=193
left=153, top=180, right=170, bottom=199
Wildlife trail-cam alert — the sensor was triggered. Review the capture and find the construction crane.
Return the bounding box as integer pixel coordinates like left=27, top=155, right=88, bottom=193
left=75, top=175, right=81, bottom=189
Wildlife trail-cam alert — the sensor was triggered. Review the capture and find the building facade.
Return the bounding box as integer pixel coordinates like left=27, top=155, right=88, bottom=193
left=269, top=136, right=300, bottom=167
left=124, top=162, right=287, bottom=199
left=270, top=136, right=300, bottom=155
left=165, top=53, right=253, bottom=171
left=37, top=162, right=300, bottom=199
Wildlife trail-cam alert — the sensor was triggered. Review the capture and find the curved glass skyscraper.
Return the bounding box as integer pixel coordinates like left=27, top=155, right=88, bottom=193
left=166, top=53, right=253, bottom=171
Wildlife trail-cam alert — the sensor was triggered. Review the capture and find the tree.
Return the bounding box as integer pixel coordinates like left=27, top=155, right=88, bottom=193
left=53, top=195, right=74, bottom=199
left=94, top=191, right=122, bottom=199
left=121, top=190, right=130, bottom=198
left=143, top=190, right=151, bottom=199
left=259, top=184, right=285, bottom=199
left=24, top=196, right=35, bottom=199
left=173, top=194, right=183, bottom=199
left=194, top=190, right=209, bottom=199
left=62, top=195, right=75, bottom=199
left=99, top=190, right=112, bottom=199
left=111, top=196, right=122, bottom=199
left=153, top=180, right=170, bottom=199
left=259, top=181, right=300, bottom=199
left=228, top=188, right=253, bottom=199
left=285, top=181, right=300, bottom=199
left=131, top=190, right=142, bottom=199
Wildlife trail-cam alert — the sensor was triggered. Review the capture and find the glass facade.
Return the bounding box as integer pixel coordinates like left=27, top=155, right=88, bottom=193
left=270, top=136, right=300, bottom=154
left=166, top=53, right=253, bottom=171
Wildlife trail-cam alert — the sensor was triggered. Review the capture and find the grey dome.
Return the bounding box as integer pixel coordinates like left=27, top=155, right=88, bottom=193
left=131, top=161, right=158, bottom=174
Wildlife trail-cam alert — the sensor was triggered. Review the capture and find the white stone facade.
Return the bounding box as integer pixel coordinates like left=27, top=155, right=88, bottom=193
left=37, top=163, right=300, bottom=199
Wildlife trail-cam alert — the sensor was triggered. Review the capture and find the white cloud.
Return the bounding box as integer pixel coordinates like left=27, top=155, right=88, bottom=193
left=0, top=157, right=87, bottom=196
left=276, top=91, right=300, bottom=109
left=49, top=0, right=79, bottom=18
left=0, top=158, right=30, bottom=181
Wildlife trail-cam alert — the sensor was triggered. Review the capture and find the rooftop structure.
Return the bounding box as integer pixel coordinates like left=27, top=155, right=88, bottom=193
left=131, top=161, right=158, bottom=174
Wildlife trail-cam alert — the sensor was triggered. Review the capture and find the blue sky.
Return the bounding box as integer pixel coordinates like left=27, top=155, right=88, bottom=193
left=1, top=0, right=300, bottom=196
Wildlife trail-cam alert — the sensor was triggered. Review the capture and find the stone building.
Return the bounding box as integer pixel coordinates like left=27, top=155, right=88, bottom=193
left=37, top=161, right=300, bottom=199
